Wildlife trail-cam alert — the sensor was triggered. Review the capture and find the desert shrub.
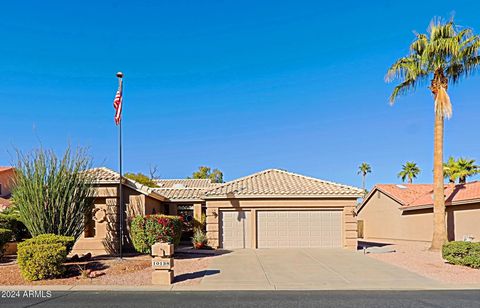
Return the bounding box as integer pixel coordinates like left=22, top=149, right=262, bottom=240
left=442, top=241, right=480, bottom=269
left=0, top=228, right=13, bottom=258
left=130, top=215, right=183, bottom=254
left=12, top=146, right=95, bottom=241
left=0, top=213, right=30, bottom=241
left=17, top=234, right=72, bottom=280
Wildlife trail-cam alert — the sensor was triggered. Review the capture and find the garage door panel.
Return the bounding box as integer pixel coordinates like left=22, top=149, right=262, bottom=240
left=257, top=210, right=342, bottom=248
left=221, top=211, right=251, bottom=249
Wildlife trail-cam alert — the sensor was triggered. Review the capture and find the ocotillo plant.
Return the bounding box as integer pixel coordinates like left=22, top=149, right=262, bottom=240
left=12, top=146, right=95, bottom=241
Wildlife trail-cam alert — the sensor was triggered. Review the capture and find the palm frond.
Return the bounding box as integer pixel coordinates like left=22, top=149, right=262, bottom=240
left=389, top=78, right=417, bottom=104
left=387, top=18, right=480, bottom=104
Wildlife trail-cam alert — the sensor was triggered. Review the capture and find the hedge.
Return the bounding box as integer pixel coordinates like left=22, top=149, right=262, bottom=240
left=442, top=241, right=480, bottom=269
left=24, top=234, right=75, bottom=254
left=0, top=213, right=30, bottom=241
left=130, top=215, right=183, bottom=254
left=0, top=228, right=13, bottom=258
left=17, top=234, right=73, bottom=281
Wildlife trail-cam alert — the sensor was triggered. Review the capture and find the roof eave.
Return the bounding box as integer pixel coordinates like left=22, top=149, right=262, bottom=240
left=203, top=194, right=362, bottom=200
left=165, top=198, right=205, bottom=203
left=401, top=198, right=480, bottom=211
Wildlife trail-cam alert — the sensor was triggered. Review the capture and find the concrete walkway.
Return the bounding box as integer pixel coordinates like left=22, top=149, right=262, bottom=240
left=194, top=248, right=448, bottom=290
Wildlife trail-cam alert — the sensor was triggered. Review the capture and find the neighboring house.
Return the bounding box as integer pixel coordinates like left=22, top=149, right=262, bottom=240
left=74, top=167, right=362, bottom=255
left=356, top=182, right=480, bottom=243
left=0, top=167, right=15, bottom=211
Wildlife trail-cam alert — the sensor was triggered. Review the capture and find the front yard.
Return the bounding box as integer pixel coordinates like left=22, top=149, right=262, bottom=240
left=365, top=240, right=480, bottom=284
left=0, top=252, right=212, bottom=286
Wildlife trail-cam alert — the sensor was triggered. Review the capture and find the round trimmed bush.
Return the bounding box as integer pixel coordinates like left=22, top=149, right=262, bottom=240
left=130, top=215, right=183, bottom=254
left=17, top=234, right=74, bottom=281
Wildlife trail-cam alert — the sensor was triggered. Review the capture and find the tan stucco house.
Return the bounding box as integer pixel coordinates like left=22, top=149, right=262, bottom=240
left=356, top=182, right=480, bottom=243
left=73, top=168, right=362, bottom=255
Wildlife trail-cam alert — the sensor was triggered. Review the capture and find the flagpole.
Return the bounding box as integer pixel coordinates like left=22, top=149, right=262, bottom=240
left=116, top=71, right=124, bottom=259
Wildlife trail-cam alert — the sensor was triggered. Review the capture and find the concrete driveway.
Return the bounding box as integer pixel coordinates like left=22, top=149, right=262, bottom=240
left=198, top=249, right=444, bottom=290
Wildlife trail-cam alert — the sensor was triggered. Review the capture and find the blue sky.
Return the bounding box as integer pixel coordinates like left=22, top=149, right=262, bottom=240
left=1, top=1, right=480, bottom=189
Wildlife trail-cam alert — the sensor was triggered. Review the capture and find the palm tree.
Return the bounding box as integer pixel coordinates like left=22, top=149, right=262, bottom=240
left=457, top=158, right=479, bottom=184
left=398, top=161, right=421, bottom=183
left=386, top=18, right=480, bottom=250
left=443, top=156, right=458, bottom=183
left=357, top=162, right=371, bottom=193
left=444, top=157, right=479, bottom=184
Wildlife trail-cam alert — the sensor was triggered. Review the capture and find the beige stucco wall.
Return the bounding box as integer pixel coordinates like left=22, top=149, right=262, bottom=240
left=449, top=203, right=480, bottom=241
left=206, top=198, right=358, bottom=250
left=357, top=191, right=480, bottom=243
left=357, top=191, right=433, bottom=242
left=72, top=184, right=163, bottom=256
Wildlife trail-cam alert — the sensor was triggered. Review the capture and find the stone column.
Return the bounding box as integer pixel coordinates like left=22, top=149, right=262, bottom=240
left=343, top=204, right=358, bottom=250
left=104, top=198, right=120, bottom=254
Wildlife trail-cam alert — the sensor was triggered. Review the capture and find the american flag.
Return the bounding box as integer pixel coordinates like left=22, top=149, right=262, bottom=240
left=113, top=80, right=123, bottom=125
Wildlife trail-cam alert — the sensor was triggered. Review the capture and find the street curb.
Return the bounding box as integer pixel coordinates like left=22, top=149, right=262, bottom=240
left=2, top=284, right=480, bottom=292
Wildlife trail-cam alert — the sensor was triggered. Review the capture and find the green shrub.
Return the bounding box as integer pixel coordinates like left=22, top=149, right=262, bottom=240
left=17, top=234, right=72, bottom=281
left=0, top=213, right=30, bottom=241
left=130, top=215, right=183, bottom=254
left=442, top=241, right=480, bottom=269
left=24, top=234, right=75, bottom=254
left=0, top=228, right=13, bottom=258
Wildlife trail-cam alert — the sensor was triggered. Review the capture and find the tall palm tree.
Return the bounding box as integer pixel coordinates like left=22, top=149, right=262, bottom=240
left=398, top=161, right=421, bottom=183
left=357, top=162, right=371, bottom=193
left=386, top=18, right=480, bottom=250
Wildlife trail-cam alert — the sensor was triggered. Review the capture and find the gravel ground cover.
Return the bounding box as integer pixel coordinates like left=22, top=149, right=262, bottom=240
left=0, top=252, right=213, bottom=286
left=365, top=240, right=480, bottom=284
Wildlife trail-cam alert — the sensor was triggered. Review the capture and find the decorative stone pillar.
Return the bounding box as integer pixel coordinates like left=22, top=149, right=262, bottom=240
left=151, top=242, right=174, bottom=285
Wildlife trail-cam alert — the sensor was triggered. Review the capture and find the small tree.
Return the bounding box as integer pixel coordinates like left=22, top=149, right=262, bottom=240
left=12, top=147, right=95, bottom=241
left=189, top=166, right=224, bottom=183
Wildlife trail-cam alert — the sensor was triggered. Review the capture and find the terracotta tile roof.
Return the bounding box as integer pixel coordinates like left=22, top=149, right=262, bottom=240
left=153, top=179, right=220, bottom=201
left=153, top=188, right=208, bottom=201
left=374, top=184, right=434, bottom=206
left=86, top=167, right=165, bottom=201
left=363, top=182, right=480, bottom=210
left=155, top=179, right=219, bottom=189
left=204, top=169, right=363, bottom=198
left=0, top=167, right=14, bottom=173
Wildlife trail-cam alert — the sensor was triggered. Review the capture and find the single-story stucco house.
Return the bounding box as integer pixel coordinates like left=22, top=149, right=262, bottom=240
left=73, top=168, right=363, bottom=255
left=356, top=182, right=480, bottom=243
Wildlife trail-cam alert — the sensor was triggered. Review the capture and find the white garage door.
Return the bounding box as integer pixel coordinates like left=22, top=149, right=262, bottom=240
left=220, top=211, right=251, bottom=249
left=257, top=210, right=342, bottom=248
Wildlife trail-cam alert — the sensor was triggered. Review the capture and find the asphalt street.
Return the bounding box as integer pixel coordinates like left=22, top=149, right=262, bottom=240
left=1, top=290, right=480, bottom=308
